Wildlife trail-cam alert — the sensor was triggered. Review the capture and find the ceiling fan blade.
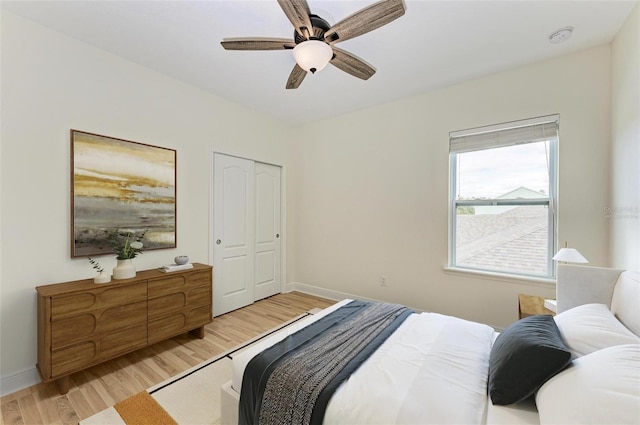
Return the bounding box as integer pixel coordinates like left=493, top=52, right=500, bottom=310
left=286, top=64, right=307, bottom=89
left=324, top=0, right=406, bottom=44
left=330, top=47, right=376, bottom=80
left=221, top=38, right=295, bottom=51
left=277, top=0, right=313, bottom=39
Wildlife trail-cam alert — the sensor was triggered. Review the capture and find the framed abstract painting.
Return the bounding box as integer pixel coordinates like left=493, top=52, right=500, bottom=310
left=71, top=130, right=176, bottom=257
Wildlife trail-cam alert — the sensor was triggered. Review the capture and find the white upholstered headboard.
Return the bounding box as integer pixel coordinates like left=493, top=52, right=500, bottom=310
left=556, top=264, right=640, bottom=336
left=611, top=271, right=640, bottom=336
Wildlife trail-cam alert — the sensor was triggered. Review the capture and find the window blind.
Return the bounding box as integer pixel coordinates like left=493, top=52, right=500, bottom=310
left=450, top=114, right=559, bottom=154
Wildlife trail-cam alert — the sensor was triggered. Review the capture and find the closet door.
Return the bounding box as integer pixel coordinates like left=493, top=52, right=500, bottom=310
left=213, top=154, right=255, bottom=315
left=254, top=163, right=281, bottom=300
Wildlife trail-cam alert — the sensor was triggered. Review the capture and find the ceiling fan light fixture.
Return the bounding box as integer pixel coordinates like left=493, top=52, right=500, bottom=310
left=292, top=40, right=333, bottom=74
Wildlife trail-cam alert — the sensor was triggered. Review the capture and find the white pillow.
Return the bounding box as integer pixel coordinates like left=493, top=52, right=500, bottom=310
left=554, top=303, right=640, bottom=358
left=611, top=271, right=640, bottom=336
left=536, top=344, right=640, bottom=425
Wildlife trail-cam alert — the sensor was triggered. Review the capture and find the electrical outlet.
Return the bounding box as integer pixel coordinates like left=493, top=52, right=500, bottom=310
left=380, top=275, right=388, bottom=287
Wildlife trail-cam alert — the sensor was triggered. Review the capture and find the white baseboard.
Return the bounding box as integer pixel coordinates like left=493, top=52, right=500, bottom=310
left=285, top=281, right=410, bottom=307
left=286, top=283, right=503, bottom=331
left=0, top=366, right=40, bottom=397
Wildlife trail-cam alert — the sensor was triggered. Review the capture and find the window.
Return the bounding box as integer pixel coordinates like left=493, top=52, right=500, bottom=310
left=449, top=115, right=558, bottom=278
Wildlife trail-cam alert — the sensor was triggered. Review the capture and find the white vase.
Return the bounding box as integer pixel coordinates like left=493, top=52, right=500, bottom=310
left=94, top=271, right=111, bottom=284
left=112, top=259, right=136, bottom=280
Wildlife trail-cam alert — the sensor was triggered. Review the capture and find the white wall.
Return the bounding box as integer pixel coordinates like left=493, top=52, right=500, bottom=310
left=0, top=12, right=290, bottom=392
left=611, top=3, right=640, bottom=270
left=289, top=46, right=613, bottom=329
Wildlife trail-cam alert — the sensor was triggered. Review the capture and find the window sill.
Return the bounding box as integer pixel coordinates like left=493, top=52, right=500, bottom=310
left=443, top=266, right=556, bottom=288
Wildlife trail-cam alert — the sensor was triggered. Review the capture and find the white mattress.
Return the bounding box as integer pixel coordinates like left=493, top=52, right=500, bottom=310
left=231, top=300, right=540, bottom=424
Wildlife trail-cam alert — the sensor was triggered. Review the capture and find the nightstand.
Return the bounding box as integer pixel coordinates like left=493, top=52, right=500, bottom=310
left=518, top=294, right=556, bottom=319
left=543, top=298, right=557, bottom=313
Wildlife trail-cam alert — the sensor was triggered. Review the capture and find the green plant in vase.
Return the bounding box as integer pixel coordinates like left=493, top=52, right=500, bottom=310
left=110, top=229, right=146, bottom=259
left=110, top=229, right=146, bottom=279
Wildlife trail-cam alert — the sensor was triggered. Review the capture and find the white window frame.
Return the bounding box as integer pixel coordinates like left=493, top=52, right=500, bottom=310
left=448, top=115, right=559, bottom=279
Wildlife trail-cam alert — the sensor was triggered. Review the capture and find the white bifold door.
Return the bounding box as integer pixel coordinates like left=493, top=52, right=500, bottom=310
left=213, top=153, right=281, bottom=316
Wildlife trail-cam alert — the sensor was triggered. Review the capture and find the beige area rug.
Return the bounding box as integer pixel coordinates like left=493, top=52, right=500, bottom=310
left=81, top=313, right=311, bottom=425
left=81, top=357, right=231, bottom=425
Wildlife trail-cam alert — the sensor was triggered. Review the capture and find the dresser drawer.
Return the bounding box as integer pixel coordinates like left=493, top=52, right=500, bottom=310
left=51, top=322, right=147, bottom=378
left=148, top=312, right=189, bottom=344
left=51, top=300, right=147, bottom=348
left=51, top=282, right=147, bottom=318
left=148, top=270, right=211, bottom=299
left=148, top=285, right=211, bottom=320
left=148, top=305, right=211, bottom=344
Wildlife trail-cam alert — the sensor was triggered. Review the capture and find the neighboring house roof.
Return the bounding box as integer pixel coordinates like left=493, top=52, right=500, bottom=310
left=497, top=186, right=547, bottom=199
left=456, top=205, right=548, bottom=275
left=474, top=186, right=548, bottom=216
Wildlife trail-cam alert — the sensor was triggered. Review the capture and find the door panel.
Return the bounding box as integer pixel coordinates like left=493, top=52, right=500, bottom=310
left=213, top=154, right=255, bottom=315
left=256, top=251, right=275, bottom=284
left=223, top=167, right=249, bottom=247
left=254, top=163, right=281, bottom=300
left=223, top=256, right=250, bottom=294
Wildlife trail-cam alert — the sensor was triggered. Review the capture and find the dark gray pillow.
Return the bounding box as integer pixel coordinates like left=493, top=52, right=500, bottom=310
left=488, top=315, right=571, bottom=405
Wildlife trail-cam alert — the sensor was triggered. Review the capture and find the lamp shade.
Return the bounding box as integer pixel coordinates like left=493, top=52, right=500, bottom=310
left=552, top=248, right=588, bottom=263
left=292, top=40, right=333, bottom=74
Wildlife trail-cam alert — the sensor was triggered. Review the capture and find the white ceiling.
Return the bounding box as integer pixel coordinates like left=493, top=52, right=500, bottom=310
left=2, top=0, right=636, bottom=126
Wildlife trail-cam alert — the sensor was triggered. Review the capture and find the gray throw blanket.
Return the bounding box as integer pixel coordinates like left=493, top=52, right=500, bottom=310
left=257, top=301, right=411, bottom=425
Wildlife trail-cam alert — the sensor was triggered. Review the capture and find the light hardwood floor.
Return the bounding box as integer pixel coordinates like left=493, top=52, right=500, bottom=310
left=0, top=292, right=334, bottom=425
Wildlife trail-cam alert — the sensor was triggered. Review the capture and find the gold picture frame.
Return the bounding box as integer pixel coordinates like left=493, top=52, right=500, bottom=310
left=71, top=130, right=176, bottom=257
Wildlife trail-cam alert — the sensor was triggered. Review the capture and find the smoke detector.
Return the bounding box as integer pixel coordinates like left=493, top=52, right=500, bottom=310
left=549, top=27, right=573, bottom=44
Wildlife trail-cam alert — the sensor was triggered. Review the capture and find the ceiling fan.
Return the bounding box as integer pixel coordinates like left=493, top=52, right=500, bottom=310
left=221, top=0, right=406, bottom=89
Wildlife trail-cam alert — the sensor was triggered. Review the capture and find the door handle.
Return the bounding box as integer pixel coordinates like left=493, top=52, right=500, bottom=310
left=216, top=239, right=222, bottom=245
left=276, top=234, right=279, bottom=238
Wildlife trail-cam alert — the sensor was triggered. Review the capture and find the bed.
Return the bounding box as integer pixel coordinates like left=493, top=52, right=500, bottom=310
left=221, top=265, right=640, bottom=425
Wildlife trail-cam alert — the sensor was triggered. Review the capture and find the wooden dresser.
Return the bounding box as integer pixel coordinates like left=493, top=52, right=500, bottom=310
left=36, top=263, right=212, bottom=394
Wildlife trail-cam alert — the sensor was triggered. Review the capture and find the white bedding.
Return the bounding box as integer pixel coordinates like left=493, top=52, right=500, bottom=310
left=324, top=312, right=495, bottom=424
left=225, top=269, right=640, bottom=425
left=232, top=300, right=501, bottom=424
